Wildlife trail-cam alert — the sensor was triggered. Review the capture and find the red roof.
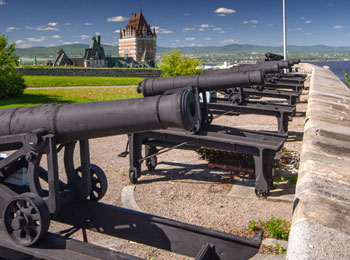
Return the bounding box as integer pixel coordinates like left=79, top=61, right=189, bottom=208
left=125, top=12, right=153, bottom=36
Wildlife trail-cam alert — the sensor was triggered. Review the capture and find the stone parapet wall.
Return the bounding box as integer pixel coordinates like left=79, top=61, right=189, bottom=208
left=15, top=67, right=162, bottom=78
left=287, top=64, right=350, bottom=260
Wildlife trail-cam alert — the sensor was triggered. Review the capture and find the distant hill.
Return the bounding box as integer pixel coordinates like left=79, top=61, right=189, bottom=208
left=15, top=43, right=350, bottom=58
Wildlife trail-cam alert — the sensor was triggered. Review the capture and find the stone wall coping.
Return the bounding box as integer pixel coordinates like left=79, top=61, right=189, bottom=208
left=287, top=64, right=350, bottom=260
left=15, top=67, right=163, bottom=78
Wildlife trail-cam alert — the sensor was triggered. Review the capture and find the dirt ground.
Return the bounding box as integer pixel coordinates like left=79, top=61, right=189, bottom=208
left=47, top=74, right=310, bottom=259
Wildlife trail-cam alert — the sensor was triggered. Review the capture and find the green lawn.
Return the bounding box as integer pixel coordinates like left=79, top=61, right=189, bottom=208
left=0, top=87, right=142, bottom=109
left=23, top=76, right=144, bottom=88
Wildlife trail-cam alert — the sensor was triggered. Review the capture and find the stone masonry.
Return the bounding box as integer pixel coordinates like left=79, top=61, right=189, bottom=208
left=287, top=64, right=350, bottom=260
left=15, top=68, right=162, bottom=78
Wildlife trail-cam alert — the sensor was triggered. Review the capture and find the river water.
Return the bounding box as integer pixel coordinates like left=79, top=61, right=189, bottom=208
left=310, top=61, right=350, bottom=85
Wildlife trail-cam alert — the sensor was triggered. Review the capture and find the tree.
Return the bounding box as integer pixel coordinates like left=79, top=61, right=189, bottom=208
left=0, top=34, right=26, bottom=98
left=158, top=49, right=202, bottom=77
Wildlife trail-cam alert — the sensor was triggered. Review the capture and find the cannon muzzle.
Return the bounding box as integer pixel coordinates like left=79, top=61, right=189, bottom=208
left=138, top=70, right=265, bottom=97
left=0, top=90, right=198, bottom=143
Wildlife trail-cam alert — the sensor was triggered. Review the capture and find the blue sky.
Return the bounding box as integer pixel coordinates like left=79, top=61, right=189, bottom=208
left=0, top=0, right=349, bottom=48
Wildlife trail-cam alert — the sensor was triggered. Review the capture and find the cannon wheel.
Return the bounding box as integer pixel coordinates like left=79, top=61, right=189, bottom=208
left=146, top=156, right=157, bottom=172
left=129, top=169, right=138, bottom=184
left=75, top=164, right=107, bottom=201
left=3, top=192, right=50, bottom=247
left=254, top=189, right=270, bottom=199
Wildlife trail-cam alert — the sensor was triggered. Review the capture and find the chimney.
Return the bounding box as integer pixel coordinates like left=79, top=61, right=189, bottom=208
left=97, top=35, right=101, bottom=45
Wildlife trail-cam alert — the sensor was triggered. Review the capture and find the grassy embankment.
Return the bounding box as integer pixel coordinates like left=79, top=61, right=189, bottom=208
left=23, top=76, right=143, bottom=88
left=0, top=87, right=142, bottom=109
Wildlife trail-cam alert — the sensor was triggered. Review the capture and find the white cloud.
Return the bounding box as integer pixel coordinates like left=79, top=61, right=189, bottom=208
left=48, top=22, right=57, bottom=26
left=265, top=24, right=274, bottom=27
left=185, top=37, right=195, bottom=41
left=214, top=7, right=236, bottom=14
left=183, top=27, right=194, bottom=32
left=107, top=16, right=128, bottom=22
left=243, top=20, right=258, bottom=24
left=51, top=35, right=60, bottom=39
left=154, top=26, right=173, bottom=34
left=204, top=37, right=212, bottom=40
left=217, top=14, right=226, bottom=17
left=222, top=39, right=236, bottom=44
left=213, top=27, right=222, bottom=31
left=27, top=36, right=46, bottom=42
left=19, top=44, right=31, bottom=48
left=307, top=32, right=312, bottom=36
left=198, top=28, right=205, bottom=31
left=36, top=26, right=60, bottom=31
left=114, top=30, right=120, bottom=33
left=14, top=40, right=25, bottom=44
left=334, top=25, right=344, bottom=29
left=184, top=13, right=189, bottom=16
left=84, top=22, right=92, bottom=26
left=251, top=25, right=257, bottom=28
left=305, top=20, right=312, bottom=24
left=199, top=24, right=214, bottom=28
left=6, top=27, right=18, bottom=32
left=63, top=41, right=80, bottom=45
left=0, top=0, right=6, bottom=6
left=25, top=26, right=33, bottom=30
left=219, top=31, right=226, bottom=34
left=301, top=17, right=305, bottom=20
left=296, top=27, right=302, bottom=31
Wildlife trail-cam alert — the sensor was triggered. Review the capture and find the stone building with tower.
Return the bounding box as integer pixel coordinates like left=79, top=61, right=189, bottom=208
left=119, top=11, right=156, bottom=64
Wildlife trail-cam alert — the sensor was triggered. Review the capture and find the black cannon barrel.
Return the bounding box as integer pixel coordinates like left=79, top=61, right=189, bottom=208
left=265, top=52, right=284, bottom=61
left=137, top=70, right=265, bottom=97
left=258, top=60, right=292, bottom=69
left=201, top=63, right=279, bottom=75
left=0, top=90, right=198, bottom=143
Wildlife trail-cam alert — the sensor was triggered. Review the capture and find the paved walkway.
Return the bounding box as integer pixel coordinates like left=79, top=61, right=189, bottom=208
left=27, top=85, right=137, bottom=90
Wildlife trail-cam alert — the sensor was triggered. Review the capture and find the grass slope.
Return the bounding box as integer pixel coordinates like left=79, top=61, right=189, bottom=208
left=23, top=76, right=143, bottom=88
left=0, top=87, right=142, bottom=109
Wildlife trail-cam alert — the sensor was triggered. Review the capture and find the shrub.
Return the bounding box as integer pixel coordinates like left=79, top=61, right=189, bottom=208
left=158, top=49, right=202, bottom=77
left=0, top=35, right=26, bottom=98
left=343, top=70, right=350, bottom=87
left=265, top=218, right=290, bottom=240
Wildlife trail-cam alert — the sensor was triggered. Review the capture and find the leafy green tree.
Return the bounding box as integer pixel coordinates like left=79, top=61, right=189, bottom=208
left=158, top=49, right=202, bottom=77
left=0, top=35, right=26, bottom=98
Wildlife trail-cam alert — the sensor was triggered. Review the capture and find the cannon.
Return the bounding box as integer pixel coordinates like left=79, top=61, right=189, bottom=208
left=124, top=71, right=289, bottom=198
left=265, top=52, right=284, bottom=61
left=0, top=91, right=264, bottom=260
left=137, top=70, right=264, bottom=97
left=201, top=63, right=280, bottom=75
